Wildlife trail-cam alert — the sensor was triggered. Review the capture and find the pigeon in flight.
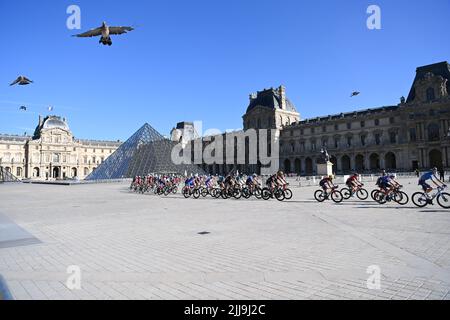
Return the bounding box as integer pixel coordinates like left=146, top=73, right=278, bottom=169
left=10, top=76, right=33, bottom=86
left=350, top=91, right=360, bottom=97
left=73, top=22, right=134, bottom=46
left=19, top=106, right=27, bottom=111
left=48, top=106, right=54, bottom=112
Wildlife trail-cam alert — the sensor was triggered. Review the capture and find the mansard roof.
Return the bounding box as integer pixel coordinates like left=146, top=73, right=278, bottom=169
left=246, top=87, right=298, bottom=113
left=407, top=61, right=450, bottom=103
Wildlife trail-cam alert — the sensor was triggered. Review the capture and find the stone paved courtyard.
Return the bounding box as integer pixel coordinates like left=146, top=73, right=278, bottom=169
left=0, top=178, right=450, bottom=300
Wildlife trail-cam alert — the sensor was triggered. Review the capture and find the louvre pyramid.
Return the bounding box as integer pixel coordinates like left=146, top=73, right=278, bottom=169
left=86, top=123, right=205, bottom=180
left=0, top=167, right=21, bottom=183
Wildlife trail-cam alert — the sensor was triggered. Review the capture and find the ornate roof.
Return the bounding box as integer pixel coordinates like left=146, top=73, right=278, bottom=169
left=407, top=61, right=450, bottom=103
left=246, top=86, right=298, bottom=114
left=33, top=115, right=70, bottom=139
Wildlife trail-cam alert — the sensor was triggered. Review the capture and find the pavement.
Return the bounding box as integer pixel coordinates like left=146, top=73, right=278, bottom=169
left=0, top=178, right=449, bottom=300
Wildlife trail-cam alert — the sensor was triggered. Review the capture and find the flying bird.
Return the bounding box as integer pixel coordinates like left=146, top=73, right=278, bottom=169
left=19, top=106, right=27, bottom=111
left=72, top=22, right=134, bottom=46
left=48, top=106, right=54, bottom=112
left=10, top=76, right=33, bottom=86
left=350, top=91, right=360, bottom=97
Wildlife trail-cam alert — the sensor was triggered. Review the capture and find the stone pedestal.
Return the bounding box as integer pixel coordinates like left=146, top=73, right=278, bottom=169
left=317, top=161, right=333, bottom=176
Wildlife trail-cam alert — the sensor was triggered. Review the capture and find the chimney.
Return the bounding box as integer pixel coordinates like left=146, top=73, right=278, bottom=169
left=279, top=85, right=286, bottom=110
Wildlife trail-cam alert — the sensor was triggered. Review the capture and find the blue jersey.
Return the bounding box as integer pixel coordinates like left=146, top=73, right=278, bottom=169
left=246, top=176, right=254, bottom=184
left=419, top=171, right=434, bottom=182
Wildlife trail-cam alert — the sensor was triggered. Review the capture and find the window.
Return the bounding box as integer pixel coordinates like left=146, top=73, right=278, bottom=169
left=347, top=136, right=352, bottom=147
left=375, top=119, right=380, bottom=126
left=83, top=155, right=88, bottom=164
left=300, top=129, right=304, bottom=135
left=322, top=139, right=328, bottom=147
left=16, top=167, right=22, bottom=177
left=347, top=123, right=352, bottom=130
left=389, top=117, right=395, bottom=124
left=360, top=135, right=366, bottom=146
left=52, top=154, right=60, bottom=163
left=389, top=132, right=397, bottom=144
left=311, top=141, right=316, bottom=151
left=334, top=138, right=339, bottom=149
left=311, top=127, right=315, bottom=134
left=426, top=87, right=435, bottom=102
left=427, top=123, right=440, bottom=141
left=375, top=133, right=381, bottom=145
left=360, top=121, right=365, bottom=128
left=300, top=142, right=305, bottom=152
left=334, top=124, right=339, bottom=131
left=322, top=126, right=327, bottom=133
left=409, top=128, right=417, bottom=142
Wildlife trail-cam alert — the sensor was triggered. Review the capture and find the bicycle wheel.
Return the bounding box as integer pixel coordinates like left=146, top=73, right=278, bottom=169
left=394, top=191, right=409, bottom=205
left=182, top=187, right=191, bottom=198
left=242, top=188, right=251, bottom=199
left=201, top=188, right=208, bottom=197
left=284, top=189, right=293, bottom=200
left=341, top=188, right=352, bottom=200
left=221, top=189, right=229, bottom=199
left=172, top=186, right=178, bottom=194
left=314, top=190, right=326, bottom=202
left=275, top=189, right=285, bottom=202
left=331, top=190, right=343, bottom=203
left=356, top=188, right=369, bottom=200
left=373, top=190, right=386, bottom=204
left=233, top=188, right=242, bottom=200
left=411, top=192, right=428, bottom=208
left=262, top=188, right=272, bottom=200
left=254, top=188, right=262, bottom=199
left=370, top=189, right=378, bottom=201
left=437, top=192, right=450, bottom=209
left=193, top=189, right=201, bottom=199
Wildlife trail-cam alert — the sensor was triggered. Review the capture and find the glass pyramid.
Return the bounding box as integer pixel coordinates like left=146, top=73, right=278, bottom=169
left=0, top=167, right=21, bottom=183
left=86, top=123, right=205, bottom=180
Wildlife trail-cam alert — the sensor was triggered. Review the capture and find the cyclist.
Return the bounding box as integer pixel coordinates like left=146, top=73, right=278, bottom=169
left=418, top=167, right=447, bottom=202
left=276, top=171, right=288, bottom=188
left=319, top=175, right=335, bottom=197
left=346, top=173, right=363, bottom=196
left=246, top=174, right=259, bottom=193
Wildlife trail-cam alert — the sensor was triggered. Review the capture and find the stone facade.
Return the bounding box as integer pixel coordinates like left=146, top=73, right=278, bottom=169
left=0, top=116, right=121, bottom=180
left=176, top=61, right=450, bottom=176
left=278, top=62, right=450, bottom=175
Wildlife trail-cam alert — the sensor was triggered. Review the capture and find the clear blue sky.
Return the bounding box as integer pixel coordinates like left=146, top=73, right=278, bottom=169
left=1, top=0, right=449, bottom=141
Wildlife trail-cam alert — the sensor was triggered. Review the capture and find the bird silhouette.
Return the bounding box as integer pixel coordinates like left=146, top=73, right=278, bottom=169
left=350, top=91, right=360, bottom=97
left=73, top=22, right=134, bottom=46
left=10, top=76, right=33, bottom=86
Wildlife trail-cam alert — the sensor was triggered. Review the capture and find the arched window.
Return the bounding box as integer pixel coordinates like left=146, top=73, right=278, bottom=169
left=426, top=87, right=435, bottom=102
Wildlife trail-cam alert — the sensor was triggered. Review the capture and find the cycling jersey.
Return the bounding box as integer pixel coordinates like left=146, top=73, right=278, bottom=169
left=346, top=175, right=359, bottom=185
left=419, top=171, right=434, bottom=183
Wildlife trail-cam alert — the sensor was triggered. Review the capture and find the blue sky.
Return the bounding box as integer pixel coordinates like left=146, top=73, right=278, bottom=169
left=0, top=0, right=449, bottom=141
